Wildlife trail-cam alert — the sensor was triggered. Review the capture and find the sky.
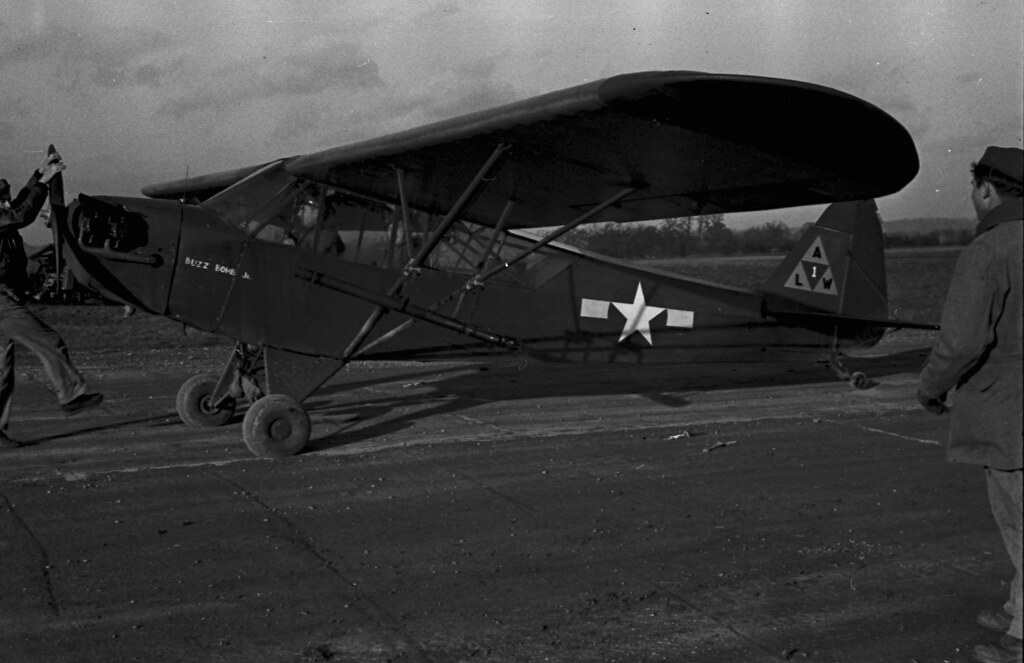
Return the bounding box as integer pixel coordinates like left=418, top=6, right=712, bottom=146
left=2, top=0, right=1022, bottom=245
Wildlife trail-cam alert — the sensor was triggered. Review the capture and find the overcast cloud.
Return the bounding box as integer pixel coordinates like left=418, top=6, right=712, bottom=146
left=2, top=0, right=1022, bottom=244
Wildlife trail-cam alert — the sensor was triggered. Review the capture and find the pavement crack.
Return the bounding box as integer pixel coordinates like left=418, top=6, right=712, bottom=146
left=0, top=490, right=61, bottom=617
left=432, top=461, right=541, bottom=515
left=202, top=468, right=433, bottom=663
left=204, top=469, right=334, bottom=567
left=817, top=416, right=940, bottom=445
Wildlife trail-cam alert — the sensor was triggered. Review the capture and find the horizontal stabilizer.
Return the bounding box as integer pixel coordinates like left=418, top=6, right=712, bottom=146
left=766, top=307, right=939, bottom=331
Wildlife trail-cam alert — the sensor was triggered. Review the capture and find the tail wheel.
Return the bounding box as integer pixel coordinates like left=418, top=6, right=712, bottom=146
left=242, top=394, right=310, bottom=458
left=177, top=374, right=236, bottom=428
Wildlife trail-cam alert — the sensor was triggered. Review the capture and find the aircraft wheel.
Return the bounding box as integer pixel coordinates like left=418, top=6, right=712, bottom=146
left=850, top=371, right=870, bottom=390
left=177, top=374, right=236, bottom=428
left=242, top=394, right=310, bottom=458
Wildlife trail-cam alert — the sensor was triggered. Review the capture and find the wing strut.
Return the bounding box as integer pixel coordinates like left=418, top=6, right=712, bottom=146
left=452, top=198, right=516, bottom=316
left=478, top=198, right=516, bottom=269
left=473, top=186, right=637, bottom=285
left=297, top=270, right=520, bottom=351
left=348, top=185, right=639, bottom=357
left=394, top=166, right=415, bottom=264
left=404, top=143, right=511, bottom=273
left=340, top=142, right=511, bottom=361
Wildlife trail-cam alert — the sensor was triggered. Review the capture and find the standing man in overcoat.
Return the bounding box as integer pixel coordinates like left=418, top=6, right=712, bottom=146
left=918, top=146, right=1023, bottom=663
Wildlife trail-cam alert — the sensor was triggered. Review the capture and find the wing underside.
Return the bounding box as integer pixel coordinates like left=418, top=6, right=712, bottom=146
left=142, top=71, right=919, bottom=228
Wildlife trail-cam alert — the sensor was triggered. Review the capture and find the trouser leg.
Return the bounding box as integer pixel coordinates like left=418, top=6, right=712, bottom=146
left=987, top=467, right=1023, bottom=639
left=0, top=337, right=14, bottom=432
left=0, top=298, right=88, bottom=405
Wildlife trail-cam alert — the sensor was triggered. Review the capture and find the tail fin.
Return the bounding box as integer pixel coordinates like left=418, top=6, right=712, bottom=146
left=760, top=199, right=887, bottom=319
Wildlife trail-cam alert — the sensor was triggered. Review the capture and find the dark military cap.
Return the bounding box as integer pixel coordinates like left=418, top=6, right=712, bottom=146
left=977, top=146, right=1023, bottom=185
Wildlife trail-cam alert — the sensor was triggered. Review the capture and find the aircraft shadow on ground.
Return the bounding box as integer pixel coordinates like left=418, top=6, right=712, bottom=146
left=31, top=412, right=188, bottom=444
left=305, top=347, right=930, bottom=452
left=31, top=348, right=927, bottom=451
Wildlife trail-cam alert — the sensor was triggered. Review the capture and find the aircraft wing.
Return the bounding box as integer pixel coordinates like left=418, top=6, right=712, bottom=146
left=142, top=70, right=919, bottom=227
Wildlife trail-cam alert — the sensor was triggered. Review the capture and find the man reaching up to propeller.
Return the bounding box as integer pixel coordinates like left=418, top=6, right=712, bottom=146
left=0, top=150, right=104, bottom=450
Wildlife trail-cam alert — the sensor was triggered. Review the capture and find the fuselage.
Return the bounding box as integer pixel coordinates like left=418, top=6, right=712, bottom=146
left=59, top=192, right=882, bottom=367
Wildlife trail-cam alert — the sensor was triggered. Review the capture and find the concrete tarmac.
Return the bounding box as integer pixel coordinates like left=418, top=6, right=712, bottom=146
left=0, top=346, right=1013, bottom=662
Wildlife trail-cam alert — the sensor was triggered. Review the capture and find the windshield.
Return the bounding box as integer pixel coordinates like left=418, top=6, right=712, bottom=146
left=201, top=160, right=292, bottom=230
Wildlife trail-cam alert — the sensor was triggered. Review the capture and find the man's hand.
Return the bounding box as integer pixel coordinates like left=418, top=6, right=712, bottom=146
left=917, top=387, right=949, bottom=415
left=39, top=152, right=66, bottom=184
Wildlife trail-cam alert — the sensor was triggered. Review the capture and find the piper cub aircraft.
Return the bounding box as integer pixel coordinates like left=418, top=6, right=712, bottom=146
left=51, top=70, right=933, bottom=458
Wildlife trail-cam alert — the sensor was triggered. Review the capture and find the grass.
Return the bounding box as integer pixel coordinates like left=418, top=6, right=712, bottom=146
left=882, top=247, right=960, bottom=323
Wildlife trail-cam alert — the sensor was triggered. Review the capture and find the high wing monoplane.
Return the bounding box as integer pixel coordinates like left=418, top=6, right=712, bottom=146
left=51, top=70, right=934, bottom=458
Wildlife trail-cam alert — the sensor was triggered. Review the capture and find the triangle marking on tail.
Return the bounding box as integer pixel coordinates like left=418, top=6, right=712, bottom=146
left=784, top=264, right=812, bottom=291
left=784, top=237, right=837, bottom=296
left=811, top=267, right=837, bottom=294
left=801, top=237, right=830, bottom=264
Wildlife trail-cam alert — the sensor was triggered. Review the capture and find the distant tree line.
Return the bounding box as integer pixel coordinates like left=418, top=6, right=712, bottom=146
left=882, top=228, right=974, bottom=248
left=563, top=214, right=973, bottom=259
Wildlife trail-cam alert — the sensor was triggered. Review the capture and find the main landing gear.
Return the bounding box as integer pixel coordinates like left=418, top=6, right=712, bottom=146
left=176, top=373, right=236, bottom=428
left=825, top=351, right=870, bottom=390
left=175, top=343, right=322, bottom=458
left=240, top=394, right=310, bottom=458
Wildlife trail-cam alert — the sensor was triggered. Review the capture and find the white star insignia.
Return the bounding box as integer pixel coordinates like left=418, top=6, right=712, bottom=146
left=613, top=283, right=664, bottom=344
left=580, top=282, right=694, bottom=346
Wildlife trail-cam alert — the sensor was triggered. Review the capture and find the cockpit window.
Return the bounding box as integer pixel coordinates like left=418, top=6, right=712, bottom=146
left=209, top=171, right=389, bottom=263
left=243, top=183, right=323, bottom=249
left=200, top=169, right=567, bottom=287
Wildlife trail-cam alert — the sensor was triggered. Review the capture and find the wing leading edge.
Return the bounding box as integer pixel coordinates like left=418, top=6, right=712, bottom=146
left=142, top=70, right=919, bottom=227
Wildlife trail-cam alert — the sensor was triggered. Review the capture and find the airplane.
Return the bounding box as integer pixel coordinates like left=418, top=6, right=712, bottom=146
left=47, top=70, right=936, bottom=458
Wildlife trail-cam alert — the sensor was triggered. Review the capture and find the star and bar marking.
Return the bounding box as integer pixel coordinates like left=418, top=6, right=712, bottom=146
left=580, top=282, right=694, bottom=345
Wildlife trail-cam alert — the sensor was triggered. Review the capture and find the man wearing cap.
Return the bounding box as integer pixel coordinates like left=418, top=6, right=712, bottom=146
left=0, top=153, right=104, bottom=450
left=919, top=146, right=1023, bottom=663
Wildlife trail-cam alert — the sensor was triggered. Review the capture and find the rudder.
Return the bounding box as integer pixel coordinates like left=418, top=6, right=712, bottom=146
left=760, top=200, right=887, bottom=319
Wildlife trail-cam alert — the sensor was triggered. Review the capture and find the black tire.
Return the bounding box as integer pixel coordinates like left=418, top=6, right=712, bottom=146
left=850, top=372, right=870, bottom=390
left=242, top=394, right=310, bottom=458
left=176, top=374, right=236, bottom=428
